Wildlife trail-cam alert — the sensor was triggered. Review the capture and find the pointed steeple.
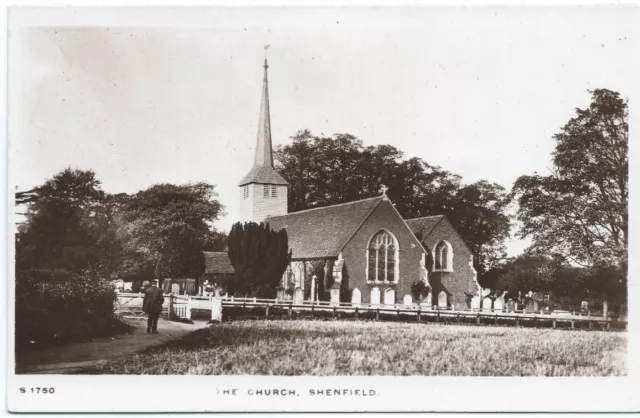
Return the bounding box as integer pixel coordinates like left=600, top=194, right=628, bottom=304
left=239, top=51, right=288, bottom=186
left=254, top=57, right=274, bottom=168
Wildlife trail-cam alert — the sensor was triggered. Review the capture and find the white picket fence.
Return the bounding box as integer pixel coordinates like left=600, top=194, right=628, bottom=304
left=115, top=293, right=625, bottom=329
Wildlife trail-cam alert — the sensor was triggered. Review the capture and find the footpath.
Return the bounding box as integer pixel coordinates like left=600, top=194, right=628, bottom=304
left=15, top=319, right=209, bottom=374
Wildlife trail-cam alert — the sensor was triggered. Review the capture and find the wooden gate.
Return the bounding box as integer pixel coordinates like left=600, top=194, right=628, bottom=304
left=114, top=293, right=146, bottom=319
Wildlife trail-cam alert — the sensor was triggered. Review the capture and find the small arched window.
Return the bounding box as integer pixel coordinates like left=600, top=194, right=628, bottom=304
left=434, top=240, right=453, bottom=271
left=367, top=230, right=399, bottom=283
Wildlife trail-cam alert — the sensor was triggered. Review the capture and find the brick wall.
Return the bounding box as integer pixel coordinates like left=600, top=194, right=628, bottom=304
left=421, top=218, right=479, bottom=309
left=341, top=199, right=426, bottom=305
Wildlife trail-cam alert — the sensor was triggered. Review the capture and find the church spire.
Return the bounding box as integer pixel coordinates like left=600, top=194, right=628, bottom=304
left=238, top=48, right=288, bottom=187
left=254, top=51, right=273, bottom=168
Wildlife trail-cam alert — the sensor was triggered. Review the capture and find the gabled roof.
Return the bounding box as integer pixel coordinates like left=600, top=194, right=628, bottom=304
left=203, top=251, right=235, bottom=275
left=267, top=196, right=384, bottom=259
left=239, top=165, right=288, bottom=186
left=405, top=215, right=445, bottom=239
left=406, top=215, right=473, bottom=254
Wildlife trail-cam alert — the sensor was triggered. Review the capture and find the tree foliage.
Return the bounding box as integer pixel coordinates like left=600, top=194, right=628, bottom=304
left=227, top=222, right=292, bottom=298
left=275, top=130, right=512, bottom=278
left=16, top=168, right=118, bottom=275
left=120, top=182, right=224, bottom=280
left=512, top=89, right=628, bottom=268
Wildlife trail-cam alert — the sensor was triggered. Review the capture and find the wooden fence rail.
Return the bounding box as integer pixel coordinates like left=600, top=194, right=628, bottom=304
left=114, top=293, right=626, bottom=330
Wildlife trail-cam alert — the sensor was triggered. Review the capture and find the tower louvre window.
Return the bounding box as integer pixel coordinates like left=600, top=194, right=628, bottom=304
left=243, top=185, right=249, bottom=199
left=271, top=185, right=277, bottom=198
left=263, top=184, right=270, bottom=198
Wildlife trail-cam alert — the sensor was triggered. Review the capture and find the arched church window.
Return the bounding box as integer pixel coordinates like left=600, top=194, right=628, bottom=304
left=367, top=230, right=399, bottom=283
left=434, top=241, right=453, bottom=271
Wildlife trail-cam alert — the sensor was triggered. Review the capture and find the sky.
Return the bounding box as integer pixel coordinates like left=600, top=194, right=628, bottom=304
left=8, top=6, right=639, bottom=257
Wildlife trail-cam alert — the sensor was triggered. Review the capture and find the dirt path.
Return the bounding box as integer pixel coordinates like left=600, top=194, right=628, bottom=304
left=15, top=319, right=210, bottom=374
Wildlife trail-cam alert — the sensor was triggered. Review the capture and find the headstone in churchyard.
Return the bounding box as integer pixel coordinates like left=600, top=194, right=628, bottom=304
left=493, top=297, right=504, bottom=312
left=351, top=288, right=362, bottom=306
left=524, top=298, right=535, bottom=312
left=310, top=275, right=317, bottom=302
left=370, top=287, right=380, bottom=306
left=425, top=291, right=433, bottom=308
left=438, top=291, right=448, bottom=308
left=211, top=297, right=223, bottom=322
left=507, top=299, right=516, bottom=312
left=384, top=288, right=396, bottom=306
left=403, top=294, right=413, bottom=306
left=293, top=287, right=304, bottom=305
left=471, top=295, right=481, bottom=310
left=483, top=297, right=493, bottom=311
left=330, top=288, right=340, bottom=305
left=482, top=287, right=491, bottom=297
left=276, top=288, right=285, bottom=300
left=581, top=300, right=589, bottom=312
left=171, top=283, right=180, bottom=294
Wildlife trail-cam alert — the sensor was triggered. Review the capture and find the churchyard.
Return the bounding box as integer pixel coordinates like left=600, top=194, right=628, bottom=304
left=90, top=320, right=626, bottom=376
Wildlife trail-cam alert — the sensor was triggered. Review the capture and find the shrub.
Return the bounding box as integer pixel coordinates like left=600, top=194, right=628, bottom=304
left=15, top=268, right=129, bottom=349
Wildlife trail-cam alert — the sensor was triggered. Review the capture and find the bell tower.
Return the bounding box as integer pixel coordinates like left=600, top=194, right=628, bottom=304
left=238, top=49, right=288, bottom=223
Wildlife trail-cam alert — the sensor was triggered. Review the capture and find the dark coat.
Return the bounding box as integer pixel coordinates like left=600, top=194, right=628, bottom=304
left=143, top=285, right=165, bottom=314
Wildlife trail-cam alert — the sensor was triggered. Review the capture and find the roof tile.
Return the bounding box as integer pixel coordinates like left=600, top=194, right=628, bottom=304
left=267, top=197, right=383, bottom=259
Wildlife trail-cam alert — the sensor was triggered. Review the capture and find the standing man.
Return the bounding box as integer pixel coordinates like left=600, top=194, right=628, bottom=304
left=143, top=279, right=164, bottom=334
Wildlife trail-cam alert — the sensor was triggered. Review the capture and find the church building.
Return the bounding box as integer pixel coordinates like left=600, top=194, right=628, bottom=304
left=237, top=56, right=480, bottom=309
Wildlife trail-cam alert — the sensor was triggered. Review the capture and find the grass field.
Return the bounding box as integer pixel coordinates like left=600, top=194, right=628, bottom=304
left=94, top=320, right=627, bottom=376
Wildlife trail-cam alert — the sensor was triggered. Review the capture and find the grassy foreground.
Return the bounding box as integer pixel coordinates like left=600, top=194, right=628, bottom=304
left=94, top=320, right=626, bottom=376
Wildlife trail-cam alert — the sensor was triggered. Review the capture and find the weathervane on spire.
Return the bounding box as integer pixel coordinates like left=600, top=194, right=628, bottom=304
left=263, top=44, right=270, bottom=69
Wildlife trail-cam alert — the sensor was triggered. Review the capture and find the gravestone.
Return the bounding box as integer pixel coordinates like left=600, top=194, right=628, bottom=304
left=581, top=300, right=589, bottom=312
left=276, top=288, right=285, bottom=300
left=310, top=275, right=317, bottom=303
left=426, top=291, right=433, bottom=308
left=370, top=287, right=381, bottom=306
left=493, top=297, right=504, bottom=312
left=403, top=294, right=413, bottom=306
left=507, top=299, right=516, bottom=313
left=471, top=295, right=481, bottom=310
left=351, top=288, right=362, bottom=306
left=293, top=287, right=304, bottom=305
left=330, top=289, right=340, bottom=305
left=384, top=288, right=396, bottom=306
left=482, top=288, right=491, bottom=297
left=524, top=298, right=535, bottom=313
left=171, top=283, right=180, bottom=294
left=438, top=291, right=448, bottom=308
left=211, top=297, right=223, bottom=322
left=483, top=297, right=493, bottom=311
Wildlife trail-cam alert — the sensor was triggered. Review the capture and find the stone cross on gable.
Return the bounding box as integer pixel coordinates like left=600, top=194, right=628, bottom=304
left=379, top=184, right=388, bottom=196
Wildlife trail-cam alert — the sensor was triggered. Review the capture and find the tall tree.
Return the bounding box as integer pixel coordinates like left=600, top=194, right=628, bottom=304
left=227, top=222, right=292, bottom=297
left=16, top=168, right=116, bottom=275
left=275, top=130, right=512, bottom=284
left=121, top=182, right=224, bottom=280
left=512, top=89, right=628, bottom=268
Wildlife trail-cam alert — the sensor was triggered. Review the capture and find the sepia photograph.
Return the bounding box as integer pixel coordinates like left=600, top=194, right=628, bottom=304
left=5, top=4, right=638, bottom=413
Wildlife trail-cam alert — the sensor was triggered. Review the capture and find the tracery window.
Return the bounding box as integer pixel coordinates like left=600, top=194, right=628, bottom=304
left=367, top=230, right=399, bottom=283
left=434, top=240, right=453, bottom=271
